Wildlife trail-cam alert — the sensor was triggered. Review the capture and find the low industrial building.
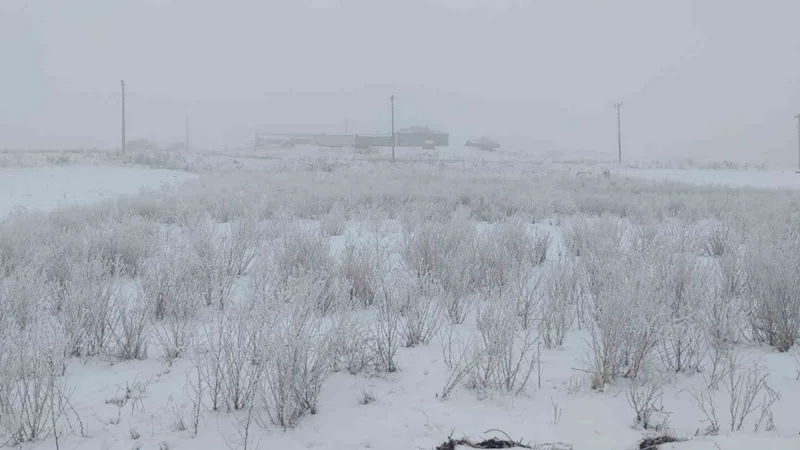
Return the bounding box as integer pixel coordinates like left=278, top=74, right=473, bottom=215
left=395, top=126, right=449, bottom=147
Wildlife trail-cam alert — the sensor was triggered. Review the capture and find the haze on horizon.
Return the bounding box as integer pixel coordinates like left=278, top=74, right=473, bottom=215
left=2, top=0, right=800, bottom=165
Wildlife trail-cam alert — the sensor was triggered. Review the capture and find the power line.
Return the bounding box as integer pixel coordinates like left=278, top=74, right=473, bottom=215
left=121, top=80, right=126, bottom=153
left=615, top=102, right=623, bottom=164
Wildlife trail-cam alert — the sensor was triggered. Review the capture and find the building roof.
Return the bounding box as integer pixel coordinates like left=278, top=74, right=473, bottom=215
left=396, top=126, right=447, bottom=135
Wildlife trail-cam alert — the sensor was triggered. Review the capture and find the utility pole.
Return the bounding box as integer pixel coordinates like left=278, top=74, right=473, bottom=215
left=795, top=114, right=800, bottom=172
left=344, top=118, right=349, bottom=134
left=185, top=116, right=190, bottom=151
left=391, top=95, right=395, bottom=162
left=121, top=80, right=126, bottom=153
left=615, top=102, right=623, bottom=164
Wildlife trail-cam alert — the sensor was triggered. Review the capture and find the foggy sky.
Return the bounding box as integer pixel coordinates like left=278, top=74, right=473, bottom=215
left=2, top=0, right=800, bottom=164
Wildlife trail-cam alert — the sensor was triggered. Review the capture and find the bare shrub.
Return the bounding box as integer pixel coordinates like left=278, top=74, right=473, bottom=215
left=438, top=289, right=477, bottom=326
left=701, top=223, right=733, bottom=257
left=703, top=292, right=740, bottom=389
left=401, top=207, right=475, bottom=284
left=139, top=240, right=201, bottom=319
left=399, top=284, right=444, bottom=347
left=218, top=306, right=263, bottom=412
left=584, top=254, right=663, bottom=387
left=108, top=294, right=149, bottom=360
left=187, top=220, right=237, bottom=310
left=745, top=243, right=800, bottom=352
left=87, top=216, right=159, bottom=276
left=564, top=215, right=624, bottom=259
left=539, top=259, right=578, bottom=348
left=283, top=268, right=346, bottom=316
left=194, top=304, right=268, bottom=413
left=531, top=229, right=552, bottom=265
left=718, top=247, right=747, bottom=299
left=329, top=314, right=376, bottom=375
left=358, top=389, right=376, bottom=405
left=321, top=202, right=348, bottom=236
left=467, top=298, right=538, bottom=394
left=263, top=297, right=332, bottom=427
left=630, top=214, right=665, bottom=254
left=438, top=326, right=477, bottom=399
left=497, top=266, right=543, bottom=331
left=0, top=321, right=68, bottom=445
left=273, top=226, right=334, bottom=286
left=693, top=352, right=780, bottom=434
left=626, top=375, right=666, bottom=429
left=223, top=214, right=267, bottom=276
left=56, top=255, right=117, bottom=357
left=581, top=254, right=628, bottom=388
left=151, top=311, right=197, bottom=364
left=369, top=284, right=402, bottom=373
left=722, top=358, right=775, bottom=432
left=690, top=388, right=720, bottom=435
left=340, top=238, right=382, bottom=307
left=562, top=216, right=591, bottom=257
left=655, top=252, right=707, bottom=373
left=0, top=261, right=51, bottom=331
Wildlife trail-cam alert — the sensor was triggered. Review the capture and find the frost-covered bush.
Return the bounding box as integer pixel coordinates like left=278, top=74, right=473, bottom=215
left=108, top=294, right=149, bottom=360
left=139, top=238, right=202, bottom=318
left=223, top=214, right=268, bottom=276
left=194, top=303, right=269, bottom=413
left=340, top=237, right=383, bottom=307
left=539, top=258, right=579, bottom=348
left=701, top=222, right=734, bottom=258
left=0, top=261, right=51, bottom=332
left=369, top=284, right=402, bottom=373
left=654, top=251, right=708, bottom=373
left=398, top=284, right=444, bottom=347
left=401, top=207, right=475, bottom=285
left=467, top=297, right=539, bottom=394
left=185, top=219, right=239, bottom=310
left=504, top=266, right=544, bottom=331
left=629, top=214, right=665, bottom=254
left=320, top=202, right=348, bottom=236
left=85, top=215, right=160, bottom=275
left=56, top=255, right=117, bottom=357
left=0, top=319, right=68, bottom=445
left=272, top=226, right=334, bottom=286
left=745, top=241, right=800, bottom=352
left=262, top=292, right=333, bottom=427
left=329, top=314, right=376, bottom=375
left=583, top=253, right=664, bottom=387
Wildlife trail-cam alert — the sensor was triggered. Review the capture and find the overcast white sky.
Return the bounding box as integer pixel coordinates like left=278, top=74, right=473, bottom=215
left=2, top=0, right=800, bottom=163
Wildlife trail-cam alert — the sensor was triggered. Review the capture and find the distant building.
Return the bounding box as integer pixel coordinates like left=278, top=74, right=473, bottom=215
left=354, top=134, right=391, bottom=148
left=395, top=126, right=449, bottom=147
left=465, top=137, right=500, bottom=151
left=313, top=134, right=355, bottom=147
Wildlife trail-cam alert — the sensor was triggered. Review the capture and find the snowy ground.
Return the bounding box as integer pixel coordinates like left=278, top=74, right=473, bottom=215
left=1, top=148, right=799, bottom=450
left=622, top=167, right=800, bottom=190
left=0, top=165, right=194, bottom=217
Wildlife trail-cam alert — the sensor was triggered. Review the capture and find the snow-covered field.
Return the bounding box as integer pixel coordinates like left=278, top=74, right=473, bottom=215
left=0, top=148, right=799, bottom=450
left=623, top=167, right=800, bottom=190
left=0, top=165, right=194, bottom=217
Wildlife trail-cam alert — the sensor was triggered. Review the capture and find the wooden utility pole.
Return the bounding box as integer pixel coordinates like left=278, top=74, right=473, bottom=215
left=795, top=114, right=800, bottom=172
left=615, top=102, right=623, bottom=164
left=121, top=80, right=126, bottom=153
left=391, top=95, right=395, bottom=162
